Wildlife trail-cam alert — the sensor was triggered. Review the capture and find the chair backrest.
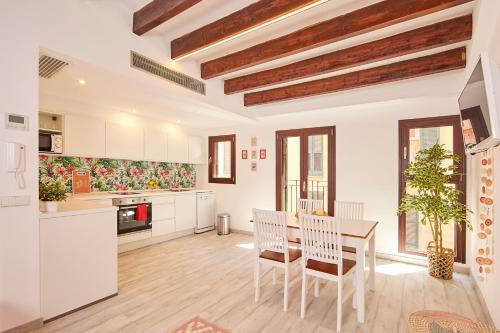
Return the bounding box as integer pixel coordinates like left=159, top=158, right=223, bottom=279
left=252, top=209, right=287, bottom=254
left=335, top=201, right=364, bottom=220
left=297, top=198, right=324, bottom=214
left=299, top=214, right=342, bottom=265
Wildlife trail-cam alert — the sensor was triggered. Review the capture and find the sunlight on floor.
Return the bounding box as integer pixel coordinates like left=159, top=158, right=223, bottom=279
left=236, top=243, right=255, bottom=249
left=375, top=262, right=426, bottom=276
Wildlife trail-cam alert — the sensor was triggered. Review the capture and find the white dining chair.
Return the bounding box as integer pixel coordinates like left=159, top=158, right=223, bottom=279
left=253, top=208, right=301, bottom=312
left=297, top=198, right=324, bottom=214
left=290, top=199, right=324, bottom=245
left=335, top=201, right=363, bottom=257
left=299, top=214, right=356, bottom=332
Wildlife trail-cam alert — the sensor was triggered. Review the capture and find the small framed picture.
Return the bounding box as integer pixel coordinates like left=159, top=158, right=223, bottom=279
left=260, top=149, right=266, bottom=159
left=251, top=137, right=257, bottom=147
left=242, top=150, right=248, bottom=159
left=251, top=150, right=257, bottom=159
left=251, top=162, right=257, bottom=172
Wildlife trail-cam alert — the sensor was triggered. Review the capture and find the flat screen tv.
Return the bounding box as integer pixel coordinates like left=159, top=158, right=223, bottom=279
left=458, top=53, right=500, bottom=154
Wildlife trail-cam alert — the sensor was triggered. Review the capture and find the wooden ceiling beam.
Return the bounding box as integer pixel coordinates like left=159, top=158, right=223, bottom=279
left=225, top=15, right=472, bottom=94
left=133, top=0, right=202, bottom=36
left=244, top=47, right=466, bottom=106
left=201, top=0, right=473, bottom=79
left=171, top=0, right=327, bottom=60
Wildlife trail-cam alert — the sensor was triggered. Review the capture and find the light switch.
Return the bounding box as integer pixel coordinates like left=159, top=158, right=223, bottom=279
left=0, top=195, right=30, bottom=207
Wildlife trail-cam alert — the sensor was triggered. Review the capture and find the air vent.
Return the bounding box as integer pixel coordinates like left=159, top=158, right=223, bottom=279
left=39, top=55, right=68, bottom=79
left=130, top=51, right=205, bottom=95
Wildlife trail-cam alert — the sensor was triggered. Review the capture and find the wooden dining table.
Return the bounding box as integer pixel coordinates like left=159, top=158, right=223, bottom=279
left=283, top=213, right=378, bottom=323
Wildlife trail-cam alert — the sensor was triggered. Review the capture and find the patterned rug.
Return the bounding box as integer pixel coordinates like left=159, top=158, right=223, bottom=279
left=171, top=316, right=231, bottom=333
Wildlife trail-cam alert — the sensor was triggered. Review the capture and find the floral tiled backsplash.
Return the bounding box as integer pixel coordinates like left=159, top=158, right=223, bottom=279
left=39, top=155, right=196, bottom=192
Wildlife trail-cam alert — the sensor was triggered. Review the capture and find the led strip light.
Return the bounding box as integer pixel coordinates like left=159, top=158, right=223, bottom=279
left=174, top=0, right=330, bottom=61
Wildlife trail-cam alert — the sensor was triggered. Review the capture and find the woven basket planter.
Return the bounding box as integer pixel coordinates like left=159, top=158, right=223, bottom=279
left=427, top=245, right=454, bottom=280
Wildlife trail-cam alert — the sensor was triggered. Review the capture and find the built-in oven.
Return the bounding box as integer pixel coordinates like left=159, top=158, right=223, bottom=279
left=112, top=196, right=152, bottom=235
left=39, top=132, right=63, bottom=154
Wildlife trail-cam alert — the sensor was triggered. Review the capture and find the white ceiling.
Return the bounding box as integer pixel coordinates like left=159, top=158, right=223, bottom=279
left=38, top=54, right=250, bottom=129
left=45, top=0, right=476, bottom=128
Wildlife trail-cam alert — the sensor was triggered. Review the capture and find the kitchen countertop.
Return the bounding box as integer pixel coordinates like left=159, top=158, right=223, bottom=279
left=40, top=189, right=213, bottom=219
left=73, top=189, right=213, bottom=200
left=40, top=199, right=118, bottom=219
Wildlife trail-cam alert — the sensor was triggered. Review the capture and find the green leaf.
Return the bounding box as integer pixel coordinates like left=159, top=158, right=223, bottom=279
left=398, top=144, right=473, bottom=252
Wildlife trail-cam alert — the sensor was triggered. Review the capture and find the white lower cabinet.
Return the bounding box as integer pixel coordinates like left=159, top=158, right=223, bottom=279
left=153, top=199, right=175, bottom=220
left=40, top=209, right=117, bottom=320
left=175, top=194, right=197, bottom=231
left=119, top=193, right=202, bottom=246
left=152, top=198, right=176, bottom=237
left=152, top=218, right=175, bottom=237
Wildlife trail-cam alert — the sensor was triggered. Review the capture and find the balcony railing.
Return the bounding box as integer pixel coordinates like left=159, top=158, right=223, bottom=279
left=284, top=179, right=328, bottom=213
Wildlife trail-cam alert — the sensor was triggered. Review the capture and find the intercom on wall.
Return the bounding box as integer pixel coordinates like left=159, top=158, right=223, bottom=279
left=5, top=142, right=26, bottom=189
left=5, top=113, right=29, bottom=130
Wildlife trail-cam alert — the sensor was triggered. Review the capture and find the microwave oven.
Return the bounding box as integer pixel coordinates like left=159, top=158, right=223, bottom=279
left=39, top=133, right=63, bottom=154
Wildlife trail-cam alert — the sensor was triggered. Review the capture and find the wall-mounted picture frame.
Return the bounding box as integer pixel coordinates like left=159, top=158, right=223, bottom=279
left=251, top=150, right=257, bottom=159
left=251, top=162, right=257, bottom=172
left=242, top=150, right=248, bottom=159
left=260, top=149, right=266, bottom=159
left=251, top=137, right=257, bottom=147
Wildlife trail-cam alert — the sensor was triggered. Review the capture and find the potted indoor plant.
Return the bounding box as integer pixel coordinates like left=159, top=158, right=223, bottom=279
left=398, top=144, right=472, bottom=280
left=39, top=181, right=67, bottom=213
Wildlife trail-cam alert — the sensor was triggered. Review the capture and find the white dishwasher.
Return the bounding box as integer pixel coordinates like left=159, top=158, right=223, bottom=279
left=196, top=191, right=215, bottom=233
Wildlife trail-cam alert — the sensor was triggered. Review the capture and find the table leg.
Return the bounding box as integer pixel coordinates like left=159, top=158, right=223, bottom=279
left=369, top=231, right=376, bottom=291
left=356, top=241, right=366, bottom=323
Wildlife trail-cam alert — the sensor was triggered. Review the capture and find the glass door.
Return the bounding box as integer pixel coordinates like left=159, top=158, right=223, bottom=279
left=282, top=135, right=301, bottom=213
left=276, top=127, right=335, bottom=214
left=399, top=116, right=466, bottom=263
left=307, top=134, right=330, bottom=209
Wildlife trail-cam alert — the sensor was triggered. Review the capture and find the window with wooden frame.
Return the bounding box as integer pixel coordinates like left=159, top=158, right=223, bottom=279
left=208, top=134, right=236, bottom=184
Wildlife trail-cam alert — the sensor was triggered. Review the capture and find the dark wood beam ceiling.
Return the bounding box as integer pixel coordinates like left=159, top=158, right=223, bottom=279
left=133, top=0, right=202, bottom=36
left=171, top=0, right=325, bottom=60
left=201, top=0, right=473, bottom=79
left=244, top=47, right=466, bottom=106
left=225, top=15, right=472, bottom=94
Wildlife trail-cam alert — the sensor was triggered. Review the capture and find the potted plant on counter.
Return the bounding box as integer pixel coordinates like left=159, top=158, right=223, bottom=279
left=398, top=144, right=472, bottom=280
left=39, top=181, right=67, bottom=213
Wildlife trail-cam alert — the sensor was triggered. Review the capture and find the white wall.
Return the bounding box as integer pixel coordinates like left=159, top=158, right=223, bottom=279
left=0, top=0, right=498, bottom=331
left=0, top=13, right=40, bottom=331
left=465, top=0, right=500, bottom=328
left=0, top=1, right=207, bottom=331
left=199, top=96, right=461, bottom=256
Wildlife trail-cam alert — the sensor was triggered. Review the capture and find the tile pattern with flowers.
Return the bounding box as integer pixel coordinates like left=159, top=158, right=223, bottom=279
left=39, top=155, right=196, bottom=192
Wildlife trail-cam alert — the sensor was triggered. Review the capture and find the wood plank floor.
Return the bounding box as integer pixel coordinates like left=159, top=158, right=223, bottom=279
left=31, top=232, right=488, bottom=333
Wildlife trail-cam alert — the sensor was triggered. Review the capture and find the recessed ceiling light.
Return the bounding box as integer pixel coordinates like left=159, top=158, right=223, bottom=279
left=176, top=120, right=181, bottom=124
left=132, top=109, right=137, bottom=113
left=78, top=79, right=86, bottom=85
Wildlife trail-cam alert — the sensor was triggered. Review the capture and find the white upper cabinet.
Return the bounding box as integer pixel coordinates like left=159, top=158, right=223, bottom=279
left=62, top=113, right=199, bottom=163
left=105, top=122, right=144, bottom=161
left=65, top=114, right=106, bottom=157
left=144, top=128, right=168, bottom=162
left=188, top=136, right=205, bottom=164
left=167, top=132, right=189, bottom=164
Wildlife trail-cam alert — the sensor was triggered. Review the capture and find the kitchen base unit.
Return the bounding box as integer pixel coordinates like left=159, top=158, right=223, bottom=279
left=40, top=203, right=118, bottom=321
